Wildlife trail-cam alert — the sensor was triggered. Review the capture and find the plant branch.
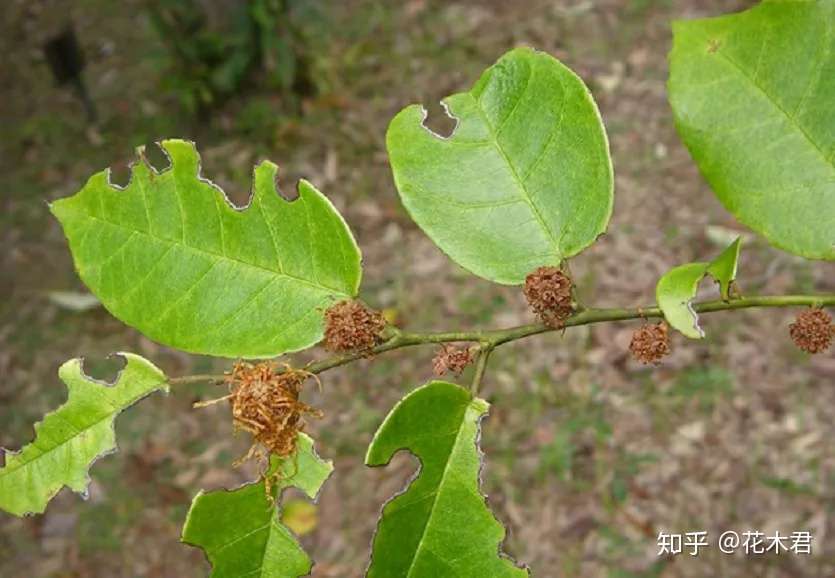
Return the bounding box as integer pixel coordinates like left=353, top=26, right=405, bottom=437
left=470, top=345, right=493, bottom=395
left=168, top=293, right=835, bottom=386
left=168, top=374, right=225, bottom=385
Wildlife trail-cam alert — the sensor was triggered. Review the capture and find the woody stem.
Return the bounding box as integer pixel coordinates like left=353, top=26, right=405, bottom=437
left=168, top=293, right=835, bottom=386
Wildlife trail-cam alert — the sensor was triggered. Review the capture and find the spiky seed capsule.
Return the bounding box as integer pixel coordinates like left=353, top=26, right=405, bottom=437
left=789, top=308, right=833, bottom=354
left=523, top=266, right=574, bottom=328
left=432, top=345, right=473, bottom=377
left=323, top=300, right=386, bottom=352
left=629, top=322, right=672, bottom=364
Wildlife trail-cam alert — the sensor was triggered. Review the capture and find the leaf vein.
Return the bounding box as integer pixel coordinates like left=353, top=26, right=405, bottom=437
left=708, top=32, right=834, bottom=172
left=468, top=94, right=561, bottom=252
left=202, top=277, right=277, bottom=342
left=256, top=194, right=285, bottom=274
left=64, top=209, right=348, bottom=295
left=404, top=427, right=467, bottom=578
left=494, top=59, right=533, bottom=135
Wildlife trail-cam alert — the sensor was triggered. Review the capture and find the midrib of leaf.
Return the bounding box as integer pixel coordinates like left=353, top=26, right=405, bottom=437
left=65, top=206, right=349, bottom=296
left=468, top=88, right=562, bottom=255
left=404, top=403, right=473, bottom=578
left=212, top=516, right=278, bottom=578
left=259, top=517, right=289, bottom=578
left=246, top=516, right=285, bottom=578
left=189, top=495, right=281, bottom=578
left=700, top=27, right=834, bottom=173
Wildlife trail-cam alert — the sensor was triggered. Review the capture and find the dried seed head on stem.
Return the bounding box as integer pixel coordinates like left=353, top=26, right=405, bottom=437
left=193, top=361, right=323, bottom=485
left=523, top=266, right=574, bottom=328
left=432, top=344, right=473, bottom=377
left=323, top=300, right=386, bottom=353
left=629, top=322, right=672, bottom=364
left=789, top=308, right=833, bottom=354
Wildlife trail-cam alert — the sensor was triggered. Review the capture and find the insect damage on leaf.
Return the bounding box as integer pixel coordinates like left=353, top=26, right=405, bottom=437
left=365, top=382, right=528, bottom=577
left=656, top=238, right=743, bottom=339
left=182, top=433, right=333, bottom=578
left=789, top=308, right=833, bottom=354
left=50, top=139, right=363, bottom=359
left=0, top=353, right=168, bottom=517
left=432, top=344, right=473, bottom=377
left=195, top=361, right=323, bottom=495
left=629, top=322, right=672, bottom=364
left=323, top=299, right=386, bottom=352
left=523, top=266, right=574, bottom=327
left=386, top=47, right=614, bottom=284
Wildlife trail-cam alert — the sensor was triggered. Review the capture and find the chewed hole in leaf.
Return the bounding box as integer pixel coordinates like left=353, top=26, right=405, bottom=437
left=387, top=48, right=614, bottom=284
left=0, top=354, right=167, bottom=517
left=143, top=142, right=171, bottom=172
left=52, top=138, right=363, bottom=359
left=365, top=382, right=528, bottom=576
left=80, top=354, right=127, bottom=386
left=106, top=161, right=132, bottom=188
left=254, top=159, right=303, bottom=203
left=196, top=158, right=250, bottom=209
left=420, top=100, right=458, bottom=139
left=274, top=172, right=300, bottom=202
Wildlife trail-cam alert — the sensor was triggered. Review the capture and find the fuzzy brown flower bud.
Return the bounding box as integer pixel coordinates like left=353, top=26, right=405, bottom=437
left=323, top=300, right=386, bottom=352
left=432, top=345, right=473, bottom=377
left=523, top=266, right=574, bottom=328
left=789, top=308, right=833, bottom=354
left=629, top=322, right=672, bottom=364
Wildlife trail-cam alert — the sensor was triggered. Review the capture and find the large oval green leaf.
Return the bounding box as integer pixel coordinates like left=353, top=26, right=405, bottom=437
left=669, top=1, right=835, bottom=260
left=365, top=381, right=528, bottom=577
left=0, top=353, right=168, bottom=516
left=51, top=140, right=362, bottom=358
left=387, top=47, right=613, bottom=284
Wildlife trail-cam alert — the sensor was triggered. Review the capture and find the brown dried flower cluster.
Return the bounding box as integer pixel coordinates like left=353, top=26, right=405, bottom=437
left=629, top=322, right=672, bottom=364
left=323, top=300, right=386, bottom=352
left=195, top=361, right=322, bottom=474
left=432, top=344, right=473, bottom=377
left=789, top=308, right=833, bottom=354
left=523, top=266, right=574, bottom=327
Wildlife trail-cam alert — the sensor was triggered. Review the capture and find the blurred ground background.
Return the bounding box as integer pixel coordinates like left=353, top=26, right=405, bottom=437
left=1, top=0, right=834, bottom=576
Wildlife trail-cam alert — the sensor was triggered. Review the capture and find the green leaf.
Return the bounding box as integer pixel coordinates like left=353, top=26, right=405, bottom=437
left=705, top=236, right=741, bottom=301
left=669, top=2, right=835, bottom=261
left=365, top=381, right=528, bottom=577
left=387, top=47, right=613, bottom=284
left=51, top=140, right=362, bottom=358
left=656, top=239, right=742, bottom=339
left=0, top=353, right=168, bottom=516
left=656, top=263, right=710, bottom=339
left=182, top=433, right=332, bottom=578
